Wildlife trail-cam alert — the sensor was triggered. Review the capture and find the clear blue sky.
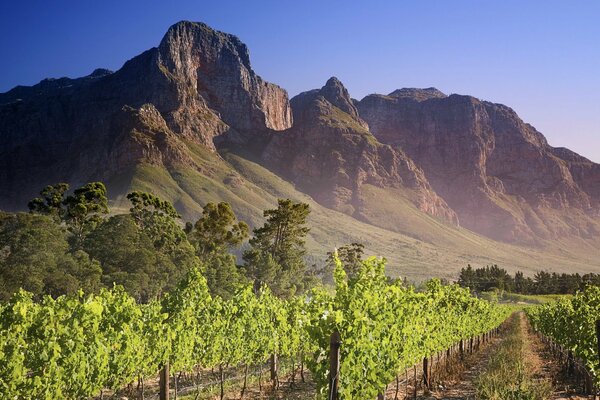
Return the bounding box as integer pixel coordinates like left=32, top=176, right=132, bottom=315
left=1, top=1, right=599, bottom=162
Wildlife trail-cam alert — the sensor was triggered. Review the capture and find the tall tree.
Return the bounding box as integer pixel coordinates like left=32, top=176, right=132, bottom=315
left=62, top=182, right=109, bottom=248
left=126, top=191, right=185, bottom=252
left=84, top=214, right=198, bottom=303
left=0, top=212, right=102, bottom=300
left=28, top=182, right=109, bottom=249
left=188, top=202, right=249, bottom=299
left=243, top=199, right=312, bottom=297
left=27, top=183, right=69, bottom=219
left=189, top=202, right=249, bottom=258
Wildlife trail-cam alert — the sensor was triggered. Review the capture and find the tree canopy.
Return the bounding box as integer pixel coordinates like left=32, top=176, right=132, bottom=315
left=243, top=199, right=315, bottom=297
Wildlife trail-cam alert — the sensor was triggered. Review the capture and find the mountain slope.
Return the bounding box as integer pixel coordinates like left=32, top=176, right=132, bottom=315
left=357, top=90, right=600, bottom=244
left=1, top=20, right=599, bottom=279
left=111, top=142, right=600, bottom=281
left=260, top=77, right=458, bottom=224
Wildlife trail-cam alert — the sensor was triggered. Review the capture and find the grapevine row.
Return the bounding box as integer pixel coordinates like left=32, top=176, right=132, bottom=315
left=0, top=257, right=510, bottom=399
left=526, top=285, right=600, bottom=390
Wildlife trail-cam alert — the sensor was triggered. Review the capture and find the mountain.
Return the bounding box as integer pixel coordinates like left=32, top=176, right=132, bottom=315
left=1, top=20, right=599, bottom=278
left=261, top=77, right=458, bottom=224
left=357, top=90, right=600, bottom=244
left=0, top=21, right=290, bottom=211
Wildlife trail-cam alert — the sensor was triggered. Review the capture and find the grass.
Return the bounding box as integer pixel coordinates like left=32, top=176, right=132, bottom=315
left=480, top=291, right=571, bottom=305
left=475, top=313, right=552, bottom=400
left=105, top=137, right=600, bottom=282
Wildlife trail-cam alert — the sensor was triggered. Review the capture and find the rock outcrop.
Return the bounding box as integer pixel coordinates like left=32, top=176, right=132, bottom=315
left=0, top=21, right=291, bottom=210
left=357, top=90, right=600, bottom=243
left=262, top=78, right=458, bottom=223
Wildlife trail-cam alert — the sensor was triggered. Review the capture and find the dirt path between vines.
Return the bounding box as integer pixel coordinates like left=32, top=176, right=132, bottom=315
left=408, top=312, right=589, bottom=400
left=410, top=330, right=504, bottom=399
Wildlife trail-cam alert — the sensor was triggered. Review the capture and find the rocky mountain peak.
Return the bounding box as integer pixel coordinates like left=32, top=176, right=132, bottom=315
left=290, top=77, right=368, bottom=130
left=357, top=89, right=600, bottom=243
left=320, top=77, right=362, bottom=119
left=89, top=68, right=113, bottom=78
left=388, top=87, right=447, bottom=101
left=154, top=20, right=292, bottom=137
left=159, top=21, right=251, bottom=72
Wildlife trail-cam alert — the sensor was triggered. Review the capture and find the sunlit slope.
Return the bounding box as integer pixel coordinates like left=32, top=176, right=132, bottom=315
left=110, top=141, right=600, bottom=281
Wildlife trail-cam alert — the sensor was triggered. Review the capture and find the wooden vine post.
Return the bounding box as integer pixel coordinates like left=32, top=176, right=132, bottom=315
left=270, top=353, right=279, bottom=391
left=596, top=320, right=600, bottom=370
left=328, top=330, right=341, bottom=400
left=159, top=362, right=170, bottom=400
left=596, top=320, right=600, bottom=398
left=423, top=357, right=430, bottom=389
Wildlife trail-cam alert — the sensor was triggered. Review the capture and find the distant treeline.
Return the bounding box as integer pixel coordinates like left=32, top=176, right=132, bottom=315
left=458, top=264, right=600, bottom=295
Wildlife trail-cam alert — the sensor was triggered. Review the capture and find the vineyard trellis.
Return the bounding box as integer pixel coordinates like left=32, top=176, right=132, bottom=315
left=0, top=256, right=511, bottom=399
left=526, top=285, right=600, bottom=396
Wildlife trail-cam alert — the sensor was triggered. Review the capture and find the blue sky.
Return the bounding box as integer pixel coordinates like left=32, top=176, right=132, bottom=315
left=1, top=1, right=599, bottom=161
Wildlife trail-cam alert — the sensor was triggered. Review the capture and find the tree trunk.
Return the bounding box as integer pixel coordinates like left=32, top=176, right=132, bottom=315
left=413, top=365, right=417, bottom=399
left=173, top=372, right=178, bottom=400
left=290, top=358, right=296, bottom=388
left=142, top=376, right=145, bottom=400
left=423, top=357, right=430, bottom=390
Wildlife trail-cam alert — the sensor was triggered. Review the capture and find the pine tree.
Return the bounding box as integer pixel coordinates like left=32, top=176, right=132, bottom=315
left=188, top=202, right=249, bottom=299
left=242, top=199, right=313, bottom=297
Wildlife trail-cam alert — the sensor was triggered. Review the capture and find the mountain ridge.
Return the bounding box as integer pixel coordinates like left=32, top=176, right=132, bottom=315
left=1, top=20, right=599, bottom=277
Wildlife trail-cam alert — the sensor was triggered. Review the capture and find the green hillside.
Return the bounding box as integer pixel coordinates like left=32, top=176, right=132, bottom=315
left=101, top=140, right=600, bottom=281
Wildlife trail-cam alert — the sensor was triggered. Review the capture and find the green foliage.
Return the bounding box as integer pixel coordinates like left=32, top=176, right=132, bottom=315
left=127, top=191, right=185, bottom=252
left=0, top=213, right=102, bottom=300
left=189, top=202, right=249, bottom=258
left=458, top=264, right=599, bottom=295
left=62, top=182, right=109, bottom=248
left=326, top=242, right=364, bottom=279
left=188, top=202, right=249, bottom=299
left=0, top=254, right=510, bottom=399
left=527, top=285, right=600, bottom=385
left=84, top=214, right=198, bottom=302
left=200, top=253, right=246, bottom=300
left=243, top=199, right=314, bottom=297
left=27, top=182, right=109, bottom=248
left=305, top=255, right=511, bottom=399
left=27, top=183, right=69, bottom=219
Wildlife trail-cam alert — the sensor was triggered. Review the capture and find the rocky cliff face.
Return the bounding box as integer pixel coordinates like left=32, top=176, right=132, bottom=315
left=1, top=20, right=599, bottom=248
left=262, top=78, right=458, bottom=223
left=0, top=21, right=291, bottom=210
left=156, top=21, right=292, bottom=138
left=357, top=90, right=600, bottom=243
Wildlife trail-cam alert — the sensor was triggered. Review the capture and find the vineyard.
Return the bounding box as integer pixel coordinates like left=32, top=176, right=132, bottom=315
left=0, top=257, right=511, bottom=399
left=527, top=284, right=600, bottom=394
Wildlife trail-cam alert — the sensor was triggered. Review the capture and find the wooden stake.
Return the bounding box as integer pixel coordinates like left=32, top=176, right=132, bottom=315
left=159, top=363, right=170, bottom=400
left=328, top=330, right=341, bottom=400
left=270, top=353, right=279, bottom=391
